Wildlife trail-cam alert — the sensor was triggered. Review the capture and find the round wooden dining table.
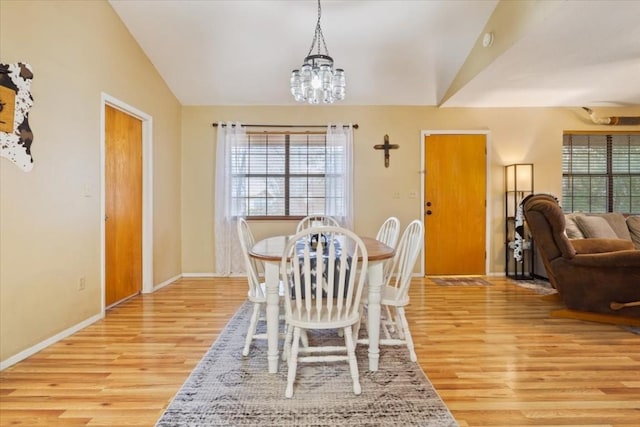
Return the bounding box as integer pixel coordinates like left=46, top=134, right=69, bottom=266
left=249, top=234, right=394, bottom=374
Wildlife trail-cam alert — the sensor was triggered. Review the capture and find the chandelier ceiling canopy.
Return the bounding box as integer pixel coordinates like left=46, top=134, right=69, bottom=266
left=290, top=0, right=345, bottom=105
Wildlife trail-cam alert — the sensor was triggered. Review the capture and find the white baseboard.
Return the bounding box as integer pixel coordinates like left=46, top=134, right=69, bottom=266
left=0, top=312, right=103, bottom=371
left=152, top=274, right=182, bottom=291
left=181, top=272, right=216, bottom=278
left=182, top=272, right=245, bottom=278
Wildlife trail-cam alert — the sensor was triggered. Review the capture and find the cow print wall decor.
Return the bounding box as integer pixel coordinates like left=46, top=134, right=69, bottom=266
left=0, top=63, right=34, bottom=172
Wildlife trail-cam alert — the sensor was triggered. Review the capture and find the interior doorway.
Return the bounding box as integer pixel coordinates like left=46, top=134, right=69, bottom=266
left=101, top=94, right=153, bottom=311
left=422, top=133, right=487, bottom=275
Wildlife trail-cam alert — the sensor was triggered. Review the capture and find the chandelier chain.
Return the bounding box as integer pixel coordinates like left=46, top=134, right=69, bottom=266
left=306, top=0, right=330, bottom=57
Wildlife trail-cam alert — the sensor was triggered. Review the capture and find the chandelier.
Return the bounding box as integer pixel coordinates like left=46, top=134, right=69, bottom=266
left=290, top=0, right=345, bottom=104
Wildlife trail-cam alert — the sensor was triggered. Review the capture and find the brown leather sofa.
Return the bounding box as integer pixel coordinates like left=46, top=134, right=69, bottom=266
left=522, top=194, right=640, bottom=317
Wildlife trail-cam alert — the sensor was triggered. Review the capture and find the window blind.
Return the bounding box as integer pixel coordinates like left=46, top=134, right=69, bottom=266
left=231, top=132, right=343, bottom=218
left=562, top=133, right=640, bottom=213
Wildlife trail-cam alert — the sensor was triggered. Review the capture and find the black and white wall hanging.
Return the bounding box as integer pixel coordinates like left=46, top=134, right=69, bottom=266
left=1, top=62, right=34, bottom=172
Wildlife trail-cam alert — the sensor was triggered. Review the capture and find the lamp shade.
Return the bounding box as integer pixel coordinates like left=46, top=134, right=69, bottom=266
left=505, top=163, right=533, bottom=192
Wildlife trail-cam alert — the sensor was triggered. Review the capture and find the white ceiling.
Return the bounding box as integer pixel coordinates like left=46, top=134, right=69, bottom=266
left=109, top=0, right=640, bottom=108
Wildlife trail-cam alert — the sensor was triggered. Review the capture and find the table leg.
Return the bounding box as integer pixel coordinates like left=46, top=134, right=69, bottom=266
left=366, top=261, right=383, bottom=371
left=264, top=261, right=280, bottom=373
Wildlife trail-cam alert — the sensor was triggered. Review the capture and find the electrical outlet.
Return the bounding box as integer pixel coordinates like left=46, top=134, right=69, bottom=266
left=393, top=191, right=401, bottom=199
left=78, top=276, right=86, bottom=291
left=408, top=191, right=418, bottom=199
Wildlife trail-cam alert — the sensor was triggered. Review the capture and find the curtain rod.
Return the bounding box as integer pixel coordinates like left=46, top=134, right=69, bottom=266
left=212, top=122, right=358, bottom=129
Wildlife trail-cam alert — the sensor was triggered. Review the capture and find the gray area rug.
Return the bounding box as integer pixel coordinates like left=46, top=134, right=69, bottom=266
left=155, top=301, right=458, bottom=427
left=508, top=278, right=557, bottom=295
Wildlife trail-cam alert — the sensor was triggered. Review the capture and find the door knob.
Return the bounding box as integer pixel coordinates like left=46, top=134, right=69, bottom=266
left=425, top=210, right=432, bottom=215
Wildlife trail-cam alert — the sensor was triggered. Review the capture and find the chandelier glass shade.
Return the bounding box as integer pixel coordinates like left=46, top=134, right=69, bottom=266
left=290, top=0, right=345, bottom=104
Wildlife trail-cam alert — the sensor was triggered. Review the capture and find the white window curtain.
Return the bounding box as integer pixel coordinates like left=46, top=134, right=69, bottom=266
left=214, top=121, right=247, bottom=275
left=326, top=123, right=354, bottom=229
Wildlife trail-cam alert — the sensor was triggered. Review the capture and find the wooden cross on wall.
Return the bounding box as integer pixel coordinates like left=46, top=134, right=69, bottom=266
left=373, top=134, right=399, bottom=168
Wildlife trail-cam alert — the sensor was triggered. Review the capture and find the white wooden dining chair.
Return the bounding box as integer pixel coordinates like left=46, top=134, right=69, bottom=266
left=237, top=218, right=285, bottom=357
left=376, top=216, right=401, bottom=282
left=359, top=219, right=424, bottom=362
left=295, top=215, right=340, bottom=233
left=281, top=226, right=368, bottom=398
left=376, top=216, right=400, bottom=249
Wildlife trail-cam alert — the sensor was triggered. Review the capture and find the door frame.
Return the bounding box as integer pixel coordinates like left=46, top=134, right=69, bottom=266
left=100, top=93, right=154, bottom=312
left=420, top=130, right=492, bottom=276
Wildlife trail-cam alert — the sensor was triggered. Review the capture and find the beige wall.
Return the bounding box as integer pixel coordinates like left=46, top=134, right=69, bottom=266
left=181, top=105, right=640, bottom=275
left=0, top=1, right=182, bottom=364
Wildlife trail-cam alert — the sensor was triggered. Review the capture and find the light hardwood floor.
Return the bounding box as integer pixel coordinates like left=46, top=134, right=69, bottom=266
left=1, top=277, right=639, bottom=426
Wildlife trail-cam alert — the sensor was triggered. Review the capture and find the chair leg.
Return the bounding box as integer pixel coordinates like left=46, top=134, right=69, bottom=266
left=300, top=329, right=309, bottom=348
left=243, top=302, right=261, bottom=356
left=343, top=325, right=361, bottom=395
left=355, top=306, right=364, bottom=336
left=283, top=322, right=294, bottom=362
left=352, top=315, right=361, bottom=343
left=397, top=307, right=417, bottom=362
left=393, top=307, right=405, bottom=340
left=384, top=305, right=396, bottom=333
left=380, top=309, right=393, bottom=340
left=285, top=327, right=301, bottom=398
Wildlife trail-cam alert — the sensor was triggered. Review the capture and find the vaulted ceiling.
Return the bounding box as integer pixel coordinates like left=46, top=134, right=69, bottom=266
left=109, top=0, right=640, bottom=107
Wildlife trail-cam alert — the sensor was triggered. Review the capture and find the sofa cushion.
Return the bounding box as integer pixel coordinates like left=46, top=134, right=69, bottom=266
left=574, top=214, right=618, bottom=239
left=591, top=212, right=632, bottom=240
left=627, top=216, right=640, bottom=249
left=564, top=214, right=585, bottom=239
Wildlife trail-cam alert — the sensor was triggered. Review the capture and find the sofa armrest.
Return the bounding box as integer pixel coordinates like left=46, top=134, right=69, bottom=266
left=571, top=238, right=634, bottom=254
left=567, top=249, right=640, bottom=268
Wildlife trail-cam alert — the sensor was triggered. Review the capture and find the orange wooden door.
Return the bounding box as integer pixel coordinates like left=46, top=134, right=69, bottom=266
left=424, top=134, right=486, bottom=275
left=105, top=105, right=142, bottom=307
